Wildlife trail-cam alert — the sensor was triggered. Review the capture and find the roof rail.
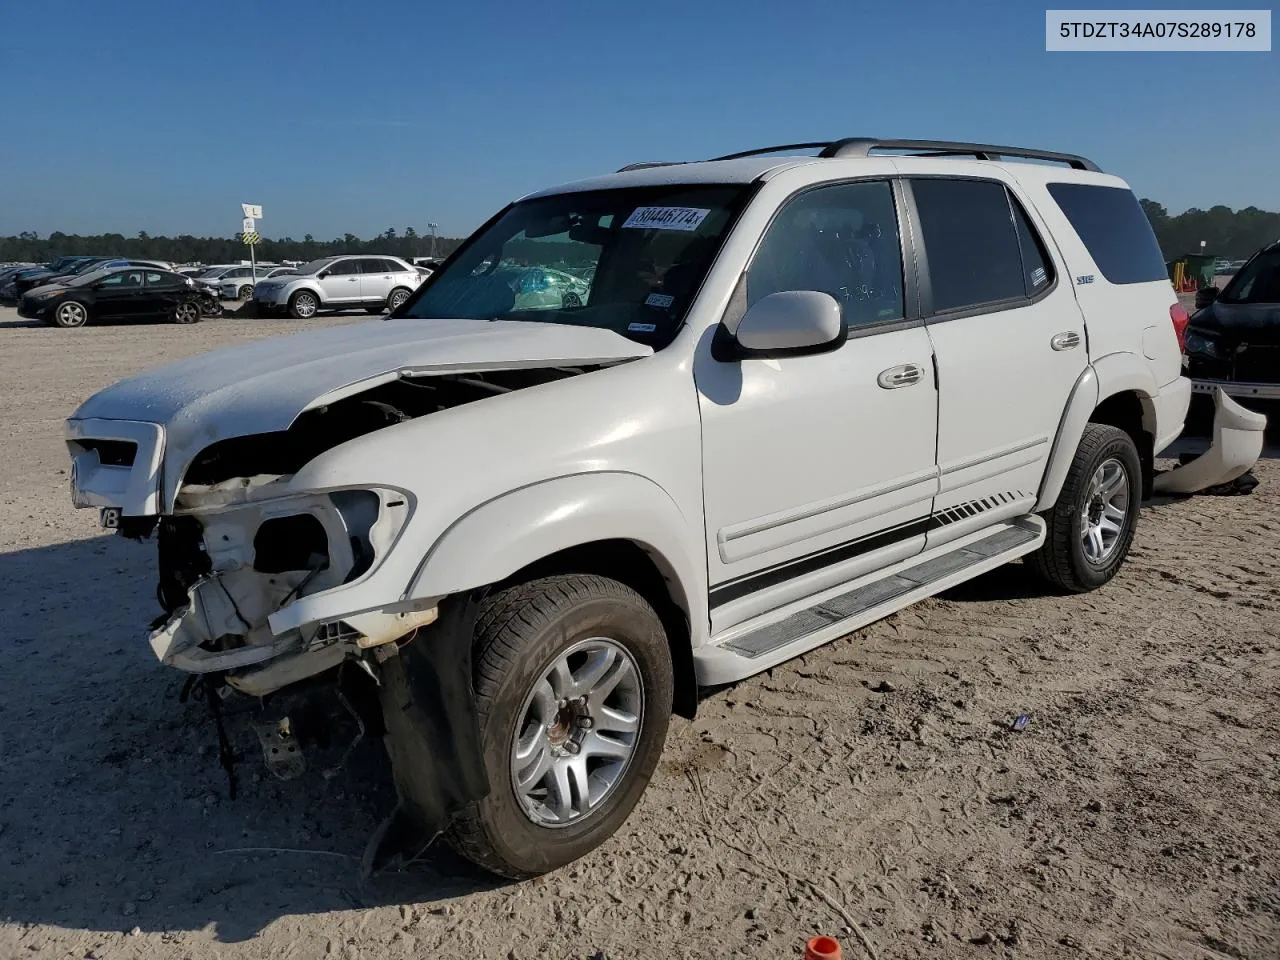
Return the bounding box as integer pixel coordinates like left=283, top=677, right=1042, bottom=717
left=704, top=138, right=1101, bottom=172
left=616, top=161, right=683, bottom=172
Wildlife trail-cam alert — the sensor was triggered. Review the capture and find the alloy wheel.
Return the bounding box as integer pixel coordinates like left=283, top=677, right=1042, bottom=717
left=509, top=637, right=644, bottom=827
left=1080, top=457, right=1130, bottom=564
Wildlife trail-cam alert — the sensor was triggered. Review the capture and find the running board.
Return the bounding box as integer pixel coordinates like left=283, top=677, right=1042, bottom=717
left=694, top=517, right=1045, bottom=685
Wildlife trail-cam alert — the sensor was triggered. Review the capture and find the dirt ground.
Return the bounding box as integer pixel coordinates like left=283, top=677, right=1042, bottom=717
left=0, top=306, right=1276, bottom=960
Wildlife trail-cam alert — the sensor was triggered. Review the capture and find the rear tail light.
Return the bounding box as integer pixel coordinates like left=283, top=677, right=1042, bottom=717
left=1170, top=302, right=1189, bottom=352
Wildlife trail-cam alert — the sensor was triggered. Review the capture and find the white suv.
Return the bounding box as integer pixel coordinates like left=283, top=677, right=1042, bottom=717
left=252, top=254, right=423, bottom=317
left=66, top=138, right=1259, bottom=881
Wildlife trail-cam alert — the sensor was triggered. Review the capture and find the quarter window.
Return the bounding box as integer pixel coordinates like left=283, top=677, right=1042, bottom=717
left=1046, top=183, right=1167, bottom=285
left=746, top=180, right=904, bottom=328
left=911, top=178, right=1025, bottom=313
left=1010, top=197, right=1055, bottom=296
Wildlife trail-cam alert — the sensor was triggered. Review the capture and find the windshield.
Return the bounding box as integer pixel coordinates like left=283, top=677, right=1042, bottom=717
left=197, top=267, right=230, bottom=280
left=1220, top=250, right=1280, bottom=305
left=400, top=185, right=749, bottom=346
left=295, top=258, right=336, bottom=276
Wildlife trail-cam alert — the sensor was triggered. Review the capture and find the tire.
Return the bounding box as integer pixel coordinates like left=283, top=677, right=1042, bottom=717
left=1029, top=423, right=1141, bottom=593
left=237, top=284, right=253, bottom=300
left=445, top=574, right=673, bottom=879
left=387, top=287, right=412, bottom=312
left=52, top=300, right=90, bottom=328
left=288, top=290, right=319, bottom=319
left=171, top=299, right=201, bottom=324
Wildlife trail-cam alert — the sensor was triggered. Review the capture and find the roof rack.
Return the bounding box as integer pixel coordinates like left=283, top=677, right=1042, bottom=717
left=707, top=137, right=1101, bottom=171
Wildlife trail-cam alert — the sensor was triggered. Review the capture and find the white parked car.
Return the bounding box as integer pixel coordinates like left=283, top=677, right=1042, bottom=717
left=218, top=266, right=294, bottom=301
left=64, top=137, right=1262, bottom=881
left=252, top=255, right=423, bottom=317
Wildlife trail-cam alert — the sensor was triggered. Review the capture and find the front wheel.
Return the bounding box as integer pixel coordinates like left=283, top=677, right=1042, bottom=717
left=288, top=290, right=319, bottom=319
left=171, top=299, right=202, bottom=324
left=237, top=284, right=253, bottom=300
left=52, top=300, right=90, bottom=328
left=1029, top=423, right=1141, bottom=593
left=443, top=574, right=673, bottom=879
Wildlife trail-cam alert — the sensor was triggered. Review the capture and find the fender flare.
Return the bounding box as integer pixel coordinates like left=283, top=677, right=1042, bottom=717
left=407, top=472, right=708, bottom=643
left=1035, top=354, right=1158, bottom=511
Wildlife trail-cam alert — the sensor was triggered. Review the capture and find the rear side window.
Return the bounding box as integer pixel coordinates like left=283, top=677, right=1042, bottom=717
left=361, top=259, right=392, bottom=274
left=1046, top=183, right=1167, bottom=284
left=911, top=178, right=1025, bottom=312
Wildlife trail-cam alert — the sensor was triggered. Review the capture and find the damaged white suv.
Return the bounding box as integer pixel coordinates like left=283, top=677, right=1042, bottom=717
left=66, top=138, right=1261, bottom=880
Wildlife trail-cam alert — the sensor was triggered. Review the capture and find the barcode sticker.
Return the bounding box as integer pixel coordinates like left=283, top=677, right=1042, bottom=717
left=622, top=207, right=710, bottom=232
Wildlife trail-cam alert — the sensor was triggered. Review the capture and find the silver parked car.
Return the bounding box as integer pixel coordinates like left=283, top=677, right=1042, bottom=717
left=252, top=255, right=423, bottom=318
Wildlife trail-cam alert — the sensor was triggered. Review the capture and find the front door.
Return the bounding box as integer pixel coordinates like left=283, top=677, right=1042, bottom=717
left=695, top=179, right=939, bottom=634
left=93, top=269, right=146, bottom=319
left=319, top=259, right=363, bottom=303
left=904, top=176, right=1088, bottom=548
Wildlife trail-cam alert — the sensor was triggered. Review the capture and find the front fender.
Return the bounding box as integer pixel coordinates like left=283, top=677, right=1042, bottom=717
left=407, top=472, right=709, bottom=645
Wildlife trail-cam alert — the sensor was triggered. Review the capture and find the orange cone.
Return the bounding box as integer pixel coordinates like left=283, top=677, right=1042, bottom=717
left=805, top=935, right=842, bottom=960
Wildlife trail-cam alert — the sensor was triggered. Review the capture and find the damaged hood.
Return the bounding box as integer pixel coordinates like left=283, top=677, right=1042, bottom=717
left=71, top=317, right=653, bottom=449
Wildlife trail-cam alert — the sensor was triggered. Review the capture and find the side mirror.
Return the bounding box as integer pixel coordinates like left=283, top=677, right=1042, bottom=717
left=714, top=291, right=846, bottom=361
left=1195, top=286, right=1219, bottom=309
left=317, top=270, right=329, bottom=279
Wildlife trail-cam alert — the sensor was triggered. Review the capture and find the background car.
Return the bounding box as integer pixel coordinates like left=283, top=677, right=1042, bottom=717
left=493, top=265, right=591, bottom=310
left=1184, top=241, right=1280, bottom=407
left=13, top=257, right=175, bottom=299
left=252, top=255, right=422, bottom=317
left=218, top=265, right=294, bottom=300
left=17, top=266, right=205, bottom=328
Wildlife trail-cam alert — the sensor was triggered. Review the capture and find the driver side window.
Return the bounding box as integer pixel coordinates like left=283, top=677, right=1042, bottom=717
left=327, top=260, right=360, bottom=276
left=747, top=181, right=904, bottom=329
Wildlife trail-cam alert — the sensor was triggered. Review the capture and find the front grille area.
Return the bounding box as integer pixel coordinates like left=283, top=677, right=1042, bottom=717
left=78, top=438, right=138, bottom=467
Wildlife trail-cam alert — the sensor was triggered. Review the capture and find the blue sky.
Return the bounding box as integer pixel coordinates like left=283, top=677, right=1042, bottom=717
left=1, top=0, right=1275, bottom=239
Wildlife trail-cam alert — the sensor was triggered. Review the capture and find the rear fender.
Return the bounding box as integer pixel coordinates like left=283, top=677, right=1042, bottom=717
left=1036, top=353, right=1159, bottom=511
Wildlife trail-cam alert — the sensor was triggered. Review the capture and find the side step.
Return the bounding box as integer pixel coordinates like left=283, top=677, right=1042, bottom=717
left=694, top=518, right=1045, bottom=685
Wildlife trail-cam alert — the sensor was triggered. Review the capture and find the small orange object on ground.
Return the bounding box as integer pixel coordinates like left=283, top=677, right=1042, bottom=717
left=804, top=935, right=842, bottom=960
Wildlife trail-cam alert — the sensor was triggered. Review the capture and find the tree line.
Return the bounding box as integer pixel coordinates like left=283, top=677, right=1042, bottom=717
left=0, top=228, right=464, bottom=266
left=1138, top=201, right=1279, bottom=259
left=2, top=202, right=1278, bottom=267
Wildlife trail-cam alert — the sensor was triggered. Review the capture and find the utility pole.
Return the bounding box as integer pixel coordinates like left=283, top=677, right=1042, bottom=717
left=427, top=222, right=439, bottom=259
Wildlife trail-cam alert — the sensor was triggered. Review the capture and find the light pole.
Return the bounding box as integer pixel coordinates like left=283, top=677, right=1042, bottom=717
left=427, top=222, right=439, bottom=259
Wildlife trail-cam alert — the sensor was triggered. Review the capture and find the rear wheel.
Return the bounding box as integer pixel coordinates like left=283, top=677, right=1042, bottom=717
left=1029, top=424, right=1141, bottom=593
left=444, top=575, right=673, bottom=879
left=52, top=300, right=90, bottom=328
left=288, top=290, right=319, bottom=319
left=387, top=287, right=412, bottom=311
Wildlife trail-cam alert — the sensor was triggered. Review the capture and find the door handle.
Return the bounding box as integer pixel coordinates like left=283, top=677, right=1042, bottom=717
left=1051, top=330, right=1081, bottom=351
left=347, top=277, right=359, bottom=282
left=877, top=363, right=925, bottom=389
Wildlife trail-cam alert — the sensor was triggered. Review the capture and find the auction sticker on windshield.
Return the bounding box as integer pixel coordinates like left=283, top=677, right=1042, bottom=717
left=622, top=207, right=710, bottom=231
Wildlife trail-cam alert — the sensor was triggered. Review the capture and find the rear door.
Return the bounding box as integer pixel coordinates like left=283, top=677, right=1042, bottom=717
left=905, top=175, right=1088, bottom=548
left=143, top=270, right=187, bottom=316
left=359, top=258, right=395, bottom=302
left=319, top=258, right=362, bottom=303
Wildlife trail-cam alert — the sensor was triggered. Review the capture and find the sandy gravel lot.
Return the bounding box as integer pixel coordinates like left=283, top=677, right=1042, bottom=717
left=0, top=306, right=1276, bottom=960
